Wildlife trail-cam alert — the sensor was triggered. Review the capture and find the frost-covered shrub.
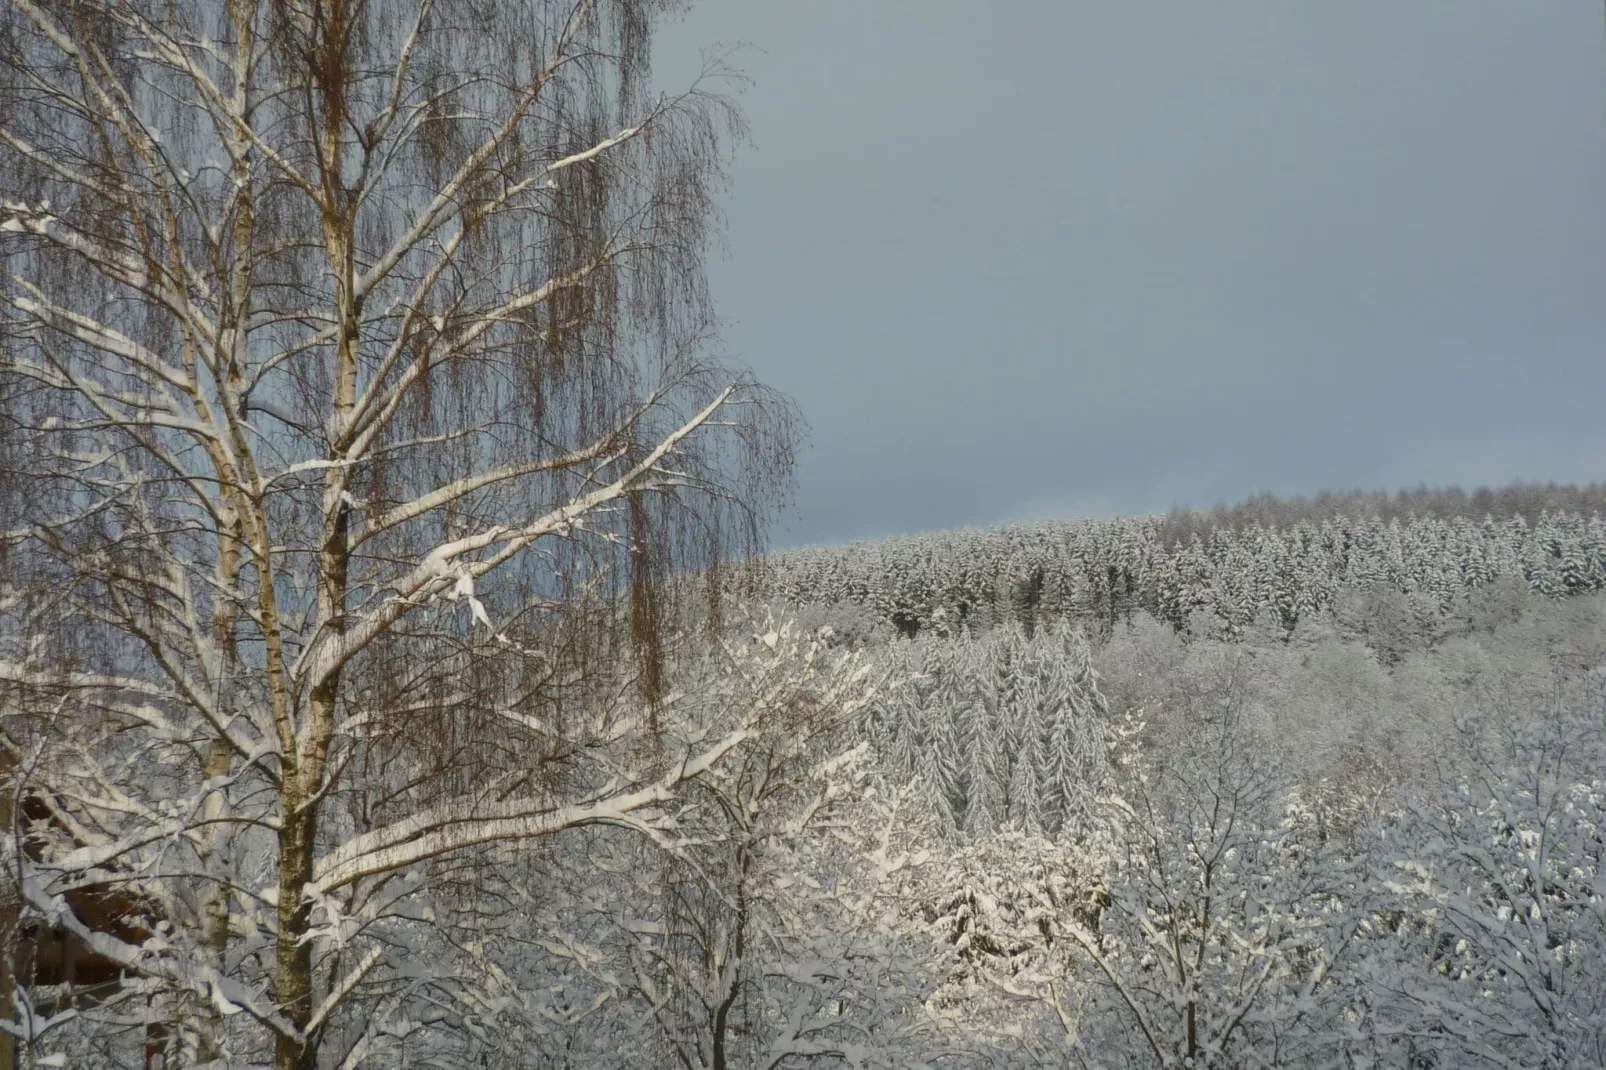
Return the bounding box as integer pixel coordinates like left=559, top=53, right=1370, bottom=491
left=1361, top=699, right=1606, bottom=1070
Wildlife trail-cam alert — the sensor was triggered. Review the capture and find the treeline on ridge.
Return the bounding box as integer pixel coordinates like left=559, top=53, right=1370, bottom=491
left=760, top=481, right=1606, bottom=643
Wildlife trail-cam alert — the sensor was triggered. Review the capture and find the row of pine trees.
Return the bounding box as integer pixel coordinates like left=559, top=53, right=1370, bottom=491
left=863, top=624, right=1109, bottom=839
left=769, top=510, right=1606, bottom=638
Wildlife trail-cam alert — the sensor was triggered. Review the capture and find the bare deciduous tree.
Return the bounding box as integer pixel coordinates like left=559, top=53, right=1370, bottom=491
left=0, top=0, right=793, bottom=1065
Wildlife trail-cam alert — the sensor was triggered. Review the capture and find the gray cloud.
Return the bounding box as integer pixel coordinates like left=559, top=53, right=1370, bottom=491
left=654, top=1, right=1606, bottom=547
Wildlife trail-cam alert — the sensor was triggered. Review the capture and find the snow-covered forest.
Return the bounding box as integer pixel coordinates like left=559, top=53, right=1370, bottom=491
left=765, top=496, right=1606, bottom=645
left=2, top=0, right=1604, bottom=1066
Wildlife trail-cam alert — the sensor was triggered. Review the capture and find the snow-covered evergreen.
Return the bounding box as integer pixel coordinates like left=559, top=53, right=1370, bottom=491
left=871, top=624, right=1108, bottom=840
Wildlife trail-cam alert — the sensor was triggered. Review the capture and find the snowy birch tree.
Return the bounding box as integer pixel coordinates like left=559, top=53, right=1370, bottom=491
left=0, top=0, right=794, bottom=1065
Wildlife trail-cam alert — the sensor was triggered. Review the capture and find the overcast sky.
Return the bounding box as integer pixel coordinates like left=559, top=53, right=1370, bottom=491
left=653, top=2, right=1606, bottom=548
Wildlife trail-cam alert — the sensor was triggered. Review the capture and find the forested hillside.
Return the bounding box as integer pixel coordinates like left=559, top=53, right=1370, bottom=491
left=747, top=492, right=1606, bottom=1068
left=765, top=483, right=1606, bottom=643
